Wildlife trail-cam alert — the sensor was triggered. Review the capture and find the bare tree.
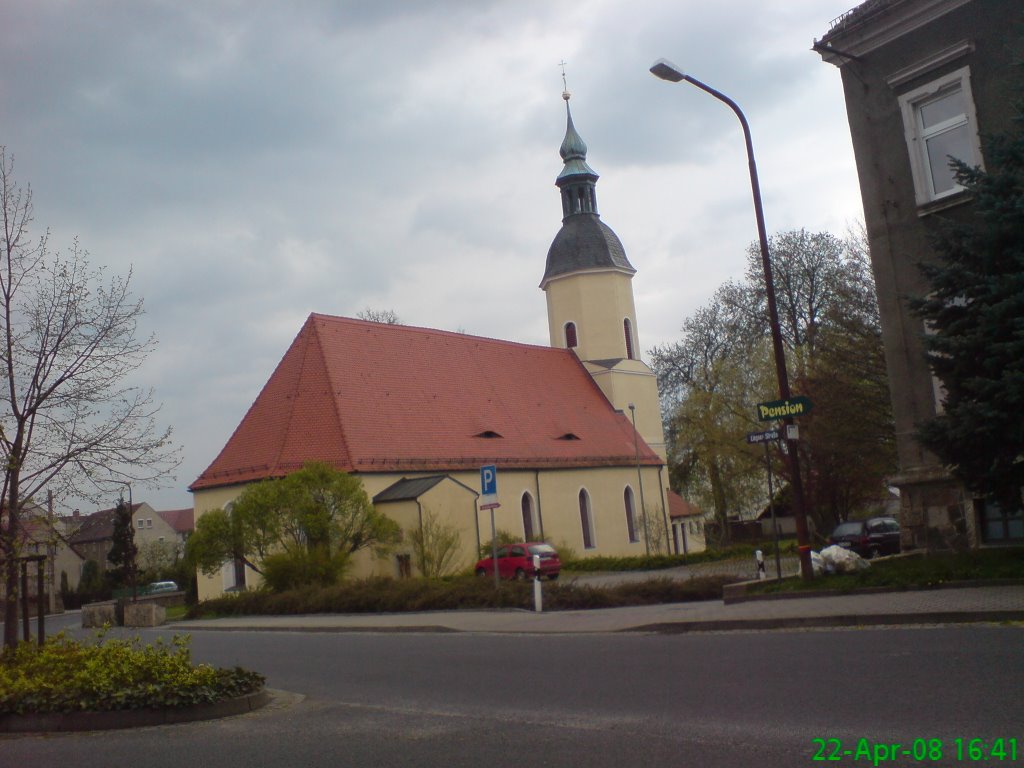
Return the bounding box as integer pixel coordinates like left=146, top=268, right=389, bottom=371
left=1, top=148, right=179, bottom=647
left=356, top=308, right=402, bottom=324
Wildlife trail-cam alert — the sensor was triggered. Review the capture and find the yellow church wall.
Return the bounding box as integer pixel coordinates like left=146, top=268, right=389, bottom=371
left=532, top=466, right=670, bottom=557
left=583, top=362, right=667, bottom=462
left=193, top=462, right=672, bottom=599
left=544, top=269, right=637, bottom=362
left=358, top=478, right=481, bottom=579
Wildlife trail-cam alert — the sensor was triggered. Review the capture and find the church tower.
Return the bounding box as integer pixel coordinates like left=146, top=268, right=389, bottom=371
left=541, top=90, right=666, bottom=461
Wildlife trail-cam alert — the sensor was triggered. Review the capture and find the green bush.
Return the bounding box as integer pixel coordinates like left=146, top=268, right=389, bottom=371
left=261, top=548, right=350, bottom=592
left=478, top=529, right=519, bottom=559
left=187, top=573, right=733, bottom=618
left=0, top=631, right=264, bottom=715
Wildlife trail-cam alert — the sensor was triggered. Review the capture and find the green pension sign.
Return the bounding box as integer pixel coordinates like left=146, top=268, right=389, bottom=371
left=757, top=396, right=812, bottom=422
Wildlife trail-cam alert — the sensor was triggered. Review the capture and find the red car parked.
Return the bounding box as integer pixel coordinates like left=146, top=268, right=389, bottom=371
left=475, top=542, right=561, bottom=580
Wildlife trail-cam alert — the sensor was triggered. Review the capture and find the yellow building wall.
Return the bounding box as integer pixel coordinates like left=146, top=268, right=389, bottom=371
left=544, top=269, right=637, bottom=361
left=193, top=463, right=671, bottom=599
left=583, top=361, right=666, bottom=462
left=543, top=269, right=666, bottom=462
left=357, top=478, right=480, bottom=579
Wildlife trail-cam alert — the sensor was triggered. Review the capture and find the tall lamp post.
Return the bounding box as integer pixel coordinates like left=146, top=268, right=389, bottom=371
left=649, top=58, right=814, bottom=580
left=627, top=403, right=651, bottom=556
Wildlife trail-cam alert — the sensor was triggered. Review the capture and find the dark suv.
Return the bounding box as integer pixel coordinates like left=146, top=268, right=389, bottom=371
left=828, top=517, right=901, bottom=559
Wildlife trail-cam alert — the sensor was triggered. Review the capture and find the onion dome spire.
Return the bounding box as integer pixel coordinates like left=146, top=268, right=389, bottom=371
left=556, top=90, right=599, bottom=216
left=541, top=87, right=633, bottom=288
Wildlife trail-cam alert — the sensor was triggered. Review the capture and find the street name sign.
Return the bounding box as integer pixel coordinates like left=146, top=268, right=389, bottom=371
left=746, top=429, right=781, bottom=444
left=756, top=396, right=812, bottom=422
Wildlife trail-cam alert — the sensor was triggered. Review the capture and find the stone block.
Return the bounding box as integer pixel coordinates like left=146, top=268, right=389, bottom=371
left=123, top=602, right=166, bottom=628
left=81, top=602, right=117, bottom=628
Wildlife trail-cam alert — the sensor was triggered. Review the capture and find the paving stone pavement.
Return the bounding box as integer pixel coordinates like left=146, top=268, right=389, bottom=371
left=174, top=584, right=1024, bottom=635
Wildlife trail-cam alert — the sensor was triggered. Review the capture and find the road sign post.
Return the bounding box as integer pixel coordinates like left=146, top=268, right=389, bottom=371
left=480, top=465, right=500, bottom=588
left=746, top=430, right=783, bottom=581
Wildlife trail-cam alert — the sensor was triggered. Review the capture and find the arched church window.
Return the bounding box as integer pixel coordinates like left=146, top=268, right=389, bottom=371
left=579, top=489, right=595, bottom=549
left=565, top=322, right=578, bottom=349
left=624, top=486, right=638, bottom=543
left=521, top=492, right=535, bottom=541
left=623, top=318, right=634, bottom=360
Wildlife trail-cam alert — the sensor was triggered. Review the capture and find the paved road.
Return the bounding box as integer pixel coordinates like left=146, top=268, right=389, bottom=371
left=2, top=623, right=1021, bottom=767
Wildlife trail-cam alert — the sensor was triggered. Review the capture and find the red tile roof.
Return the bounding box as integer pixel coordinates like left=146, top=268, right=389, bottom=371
left=667, top=489, right=702, bottom=519
left=157, top=508, right=194, bottom=534
left=68, top=503, right=144, bottom=545
left=192, top=314, right=662, bottom=491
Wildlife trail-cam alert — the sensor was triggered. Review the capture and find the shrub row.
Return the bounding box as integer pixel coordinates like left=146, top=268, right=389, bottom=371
left=0, top=632, right=264, bottom=715
left=187, top=573, right=734, bottom=618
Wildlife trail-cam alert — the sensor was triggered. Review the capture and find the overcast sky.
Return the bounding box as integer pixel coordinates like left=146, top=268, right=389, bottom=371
left=1, top=0, right=865, bottom=513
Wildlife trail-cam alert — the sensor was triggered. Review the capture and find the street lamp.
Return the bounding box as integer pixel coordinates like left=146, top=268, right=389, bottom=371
left=627, top=403, right=651, bottom=556
left=649, top=58, right=814, bottom=580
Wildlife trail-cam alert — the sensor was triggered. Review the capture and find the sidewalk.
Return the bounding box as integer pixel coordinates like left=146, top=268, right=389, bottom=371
left=173, top=583, right=1024, bottom=635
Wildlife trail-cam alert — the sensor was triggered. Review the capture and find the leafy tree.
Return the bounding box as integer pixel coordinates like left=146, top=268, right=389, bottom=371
left=911, top=103, right=1024, bottom=514
left=261, top=548, right=350, bottom=591
left=653, top=228, right=895, bottom=537
left=187, top=462, right=400, bottom=584
left=76, top=559, right=108, bottom=601
left=106, top=500, right=138, bottom=591
left=652, top=286, right=777, bottom=542
left=0, top=149, right=179, bottom=647
left=136, top=539, right=179, bottom=577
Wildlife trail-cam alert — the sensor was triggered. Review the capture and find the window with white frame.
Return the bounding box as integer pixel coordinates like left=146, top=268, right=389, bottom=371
left=898, top=66, right=982, bottom=205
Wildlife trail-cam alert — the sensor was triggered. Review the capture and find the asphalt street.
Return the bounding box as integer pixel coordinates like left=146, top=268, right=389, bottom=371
left=3, top=622, right=1021, bottom=768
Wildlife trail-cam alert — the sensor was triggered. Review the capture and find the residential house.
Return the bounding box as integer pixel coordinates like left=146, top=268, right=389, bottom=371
left=68, top=502, right=178, bottom=575
left=0, top=501, right=85, bottom=613
left=667, top=490, right=707, bottom=555
left=815, top=0, right=1024, bottom=546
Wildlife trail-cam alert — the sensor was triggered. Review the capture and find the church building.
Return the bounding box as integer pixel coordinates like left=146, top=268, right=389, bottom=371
left=190, top=93, right=675, bottom=599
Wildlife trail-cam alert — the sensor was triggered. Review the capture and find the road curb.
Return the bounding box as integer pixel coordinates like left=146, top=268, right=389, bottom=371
left=0, top=688, right=273, bottom=734
left=181, top=623, right=461, bottom=634
left=724, top=577, right=1024, bottom=604
left=626, top=610, right=1024, bottom=634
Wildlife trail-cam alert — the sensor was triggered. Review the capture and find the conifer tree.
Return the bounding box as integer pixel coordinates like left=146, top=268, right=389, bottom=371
left=912, top=98, right=1024, bottom=514
left=107, top=500, right=138, bottom=591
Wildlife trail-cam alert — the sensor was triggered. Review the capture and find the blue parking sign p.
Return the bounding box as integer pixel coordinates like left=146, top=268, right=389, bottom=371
left=480, top=464, right=497, bottom=496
